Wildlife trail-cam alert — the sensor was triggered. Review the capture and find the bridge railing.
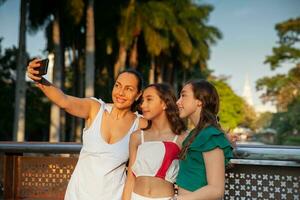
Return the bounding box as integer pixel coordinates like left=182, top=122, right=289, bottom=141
left=0, top=142, right=299, bottom=200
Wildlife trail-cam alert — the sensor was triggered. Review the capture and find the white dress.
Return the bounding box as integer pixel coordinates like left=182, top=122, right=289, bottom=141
left=65, top=98, right=141, bottom=200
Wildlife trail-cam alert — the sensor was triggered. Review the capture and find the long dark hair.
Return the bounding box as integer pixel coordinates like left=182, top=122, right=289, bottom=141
left=142, top=83, right=186, bottom=135
left=116, top=69, right=144, bottom=112
left=179, top=79, right=222, bottom=159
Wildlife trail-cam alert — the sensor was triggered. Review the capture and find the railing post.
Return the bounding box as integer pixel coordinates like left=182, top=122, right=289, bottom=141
left=4, top=153, right=21, bottom=199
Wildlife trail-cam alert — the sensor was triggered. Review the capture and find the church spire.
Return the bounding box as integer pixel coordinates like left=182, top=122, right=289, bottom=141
left=242, top=74, right=254, bottom=106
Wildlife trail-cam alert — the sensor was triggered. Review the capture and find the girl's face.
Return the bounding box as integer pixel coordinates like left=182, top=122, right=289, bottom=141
left=112, top=72, right=141, bottom=110
left=140, top=87, right=166, bottom=120
left=177, top=84, right=201, bottom=119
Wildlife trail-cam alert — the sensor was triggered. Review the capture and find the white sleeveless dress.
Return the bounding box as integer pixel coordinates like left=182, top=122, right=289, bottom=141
left=65, top=98, right=141, bottom=200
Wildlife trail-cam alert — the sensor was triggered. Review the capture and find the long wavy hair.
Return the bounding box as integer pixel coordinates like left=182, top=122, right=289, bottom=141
left=179, top=79, right=222, bottom=159
left=142, top=83, right=186, bottom=135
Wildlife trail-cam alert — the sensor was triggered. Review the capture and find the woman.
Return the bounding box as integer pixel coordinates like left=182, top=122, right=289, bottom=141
left=27, top=59, right=148, bottom=200
left=173, top=80, right=233, bottom=200
left=122, top=83, right=186, bottom=200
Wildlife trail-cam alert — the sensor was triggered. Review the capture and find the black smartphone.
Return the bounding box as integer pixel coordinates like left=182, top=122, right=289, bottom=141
left=38, top=58, right=49, bottom=75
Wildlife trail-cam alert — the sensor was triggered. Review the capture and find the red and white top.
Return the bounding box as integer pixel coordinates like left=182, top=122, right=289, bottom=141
left=131, top=130, right=180, bottom=184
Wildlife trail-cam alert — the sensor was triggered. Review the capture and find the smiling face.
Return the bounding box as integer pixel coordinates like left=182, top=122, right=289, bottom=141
left=140, top=86, right=166, bottom=120
left=176, top=83, right=202, bottom=119
left=112, top=72, right=141, bottom=110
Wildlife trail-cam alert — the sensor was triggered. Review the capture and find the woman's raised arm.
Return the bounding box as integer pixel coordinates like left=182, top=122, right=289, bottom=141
left=27, top=58, right=97, bottom=119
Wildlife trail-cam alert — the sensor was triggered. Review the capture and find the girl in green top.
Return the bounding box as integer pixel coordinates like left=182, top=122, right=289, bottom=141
left=171, top=80, right=233, bottom=200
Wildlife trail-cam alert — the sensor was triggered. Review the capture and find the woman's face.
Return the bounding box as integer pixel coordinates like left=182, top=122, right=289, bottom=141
left=140, top=87, right=165, bottom=120
left=176, top=84, right=201, bottom=119
left=112, top=72, right=140, bottom=110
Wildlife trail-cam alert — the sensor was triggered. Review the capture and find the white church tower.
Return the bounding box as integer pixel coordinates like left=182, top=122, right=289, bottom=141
left=242, top=74, right=254, bottom=106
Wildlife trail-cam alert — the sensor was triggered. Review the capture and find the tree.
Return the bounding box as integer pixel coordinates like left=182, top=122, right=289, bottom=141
left=13, top=0, right=28, bottom=141
left=85, top=0, right=95, bottom=97
left=114, top=0, right=221, bottom=85
left=169, top=0, right=222, bottom=71
left=257, top=17, right=300, bottom=145
left=256, top=65, right=300, bottom=111
left=254, top=112, right=273, bottom=130
left=211, top=79, right=245, bottom=130
left=256, top=17, right=300, bottom=111
left=28, top=0, right=85, bottom=141
left=115, top=0, right=177, bottom=81
left=0, top=39, right=17, bottom=140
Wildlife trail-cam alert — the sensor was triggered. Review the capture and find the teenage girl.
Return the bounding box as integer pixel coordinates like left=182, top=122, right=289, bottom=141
left=123, top=83, right=186, bottom=200
left=173, top=80, right=233, bottom=200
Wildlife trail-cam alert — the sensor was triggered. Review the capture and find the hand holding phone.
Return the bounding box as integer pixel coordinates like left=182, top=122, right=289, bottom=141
left=38, top=58, right=49, bottom=76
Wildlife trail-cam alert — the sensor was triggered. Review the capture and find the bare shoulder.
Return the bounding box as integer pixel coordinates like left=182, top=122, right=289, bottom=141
left=130, top=130, right=142, bottom=144
left=87, top=98, right=101, bottom=116
left=138, top=117, right=149, bottom=129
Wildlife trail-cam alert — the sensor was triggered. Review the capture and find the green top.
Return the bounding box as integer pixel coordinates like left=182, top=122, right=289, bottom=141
left=176, top=125, right=233, bottom=192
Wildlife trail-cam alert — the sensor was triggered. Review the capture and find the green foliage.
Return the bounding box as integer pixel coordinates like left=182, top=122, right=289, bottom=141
left=264, top=17, right=300, bottom=69
left=284, top=136, right=300, bottom=146
left=143, top=25, right=169, bottom=56
left=6, top=0, right=223, bottom=141
left=171, top=25, right=192, bottom=56
left=116, top=0, right=221, bottom=76
left=171, top=1, right=222, bottom=68
left=254, top=112, right=273, bottom=130
left=286, top=97, right=300, bottom=132
left=0, top=39, right=51, bottom=141
left=63, top=0, right=84, bottom=26
left=241, top=102, right=257, bottom=130
left=257, top=18, right=300, bottom=110
left=211, top=79, right=245, bottom=130
left=265, top=45, right=300, bottom=70
left=0, top=39, right=17, bottom=140
left=257, top=17, right=300, bottom=145
left=25, top=84, right=51, bottom=141
left=269, top=97, right=300, bottom=145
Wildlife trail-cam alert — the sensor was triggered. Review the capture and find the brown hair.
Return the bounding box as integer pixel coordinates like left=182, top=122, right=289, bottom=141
left=179, top=79, right=222, bottom=159
left=142, top=83, right=186, bottom=135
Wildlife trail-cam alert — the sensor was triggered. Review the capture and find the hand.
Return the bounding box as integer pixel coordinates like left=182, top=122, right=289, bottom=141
left=26, top=58, right=43, bottom=82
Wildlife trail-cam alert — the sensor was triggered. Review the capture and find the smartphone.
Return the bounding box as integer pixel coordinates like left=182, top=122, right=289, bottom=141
left=38, top=58, right=49, bottom=75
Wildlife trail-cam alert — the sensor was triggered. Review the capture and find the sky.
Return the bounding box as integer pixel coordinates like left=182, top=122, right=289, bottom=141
left=202, top=0, right=300, bottom=112
left=0, top=0, right=300, bottom=112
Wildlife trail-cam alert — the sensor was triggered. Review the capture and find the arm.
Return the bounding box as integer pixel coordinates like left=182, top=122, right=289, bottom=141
left=177, top=148, right=225, bottom=200
left=122, top=132, right=140, bottom=200
left=27, top=58, right=96, bottom=119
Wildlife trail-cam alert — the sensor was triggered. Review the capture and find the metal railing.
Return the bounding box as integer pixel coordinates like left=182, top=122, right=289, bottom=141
left=0, top=142, right=299, bottom=200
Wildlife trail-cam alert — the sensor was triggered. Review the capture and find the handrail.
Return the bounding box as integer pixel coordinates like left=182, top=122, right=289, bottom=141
left=233, top=144, right=300, bottom=167
left=235, top=144, right=300, bottom=161
left=0, top=142, right=81, bottom=154
left=0, top=142, right=300, bottom=166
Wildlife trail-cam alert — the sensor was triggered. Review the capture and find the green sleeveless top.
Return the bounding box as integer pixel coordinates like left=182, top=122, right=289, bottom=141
left=176, top=125, right=233, bottom=192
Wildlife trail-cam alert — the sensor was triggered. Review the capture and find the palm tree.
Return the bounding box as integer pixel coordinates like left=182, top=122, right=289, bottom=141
left=13, top=0, right=28, bottom=141
left=171, top=0, right=222, bottom=77
left=116, top=1, right=180, bottom=83
left=28, top=0, right=66, bottom=141
left=49, top=9, right=63, bottom=142
left=117, top=1, right=220, bottom=84
left=114, top=0, right=136, bottom=78
left=85, top=0, right=95, bottom=97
